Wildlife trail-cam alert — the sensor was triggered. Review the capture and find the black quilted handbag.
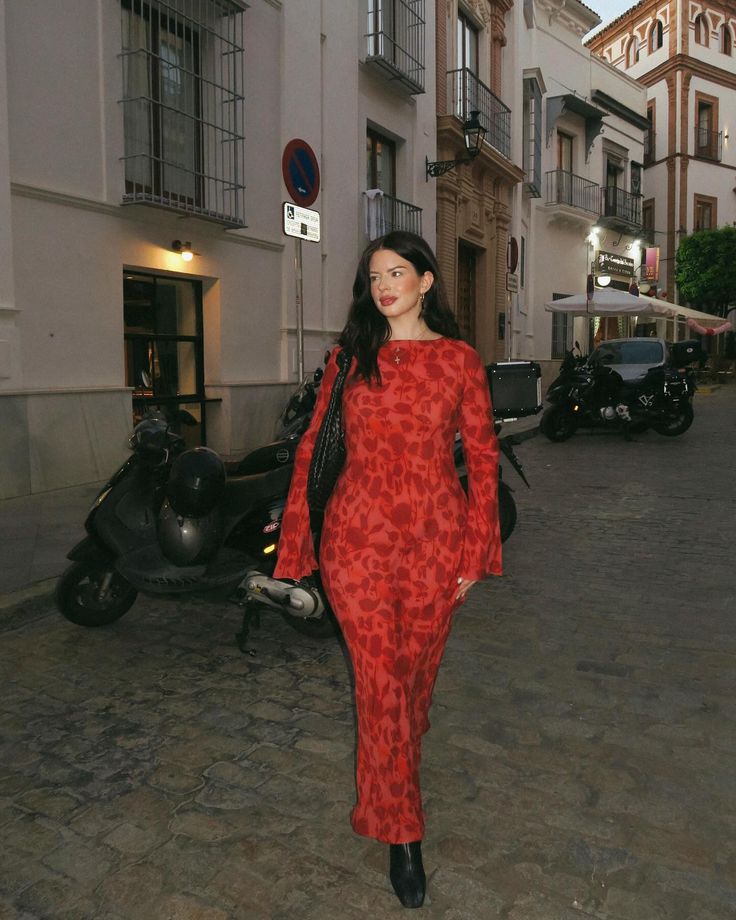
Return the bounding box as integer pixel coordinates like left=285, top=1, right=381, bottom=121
left=307, top=349, right=353, bottom=522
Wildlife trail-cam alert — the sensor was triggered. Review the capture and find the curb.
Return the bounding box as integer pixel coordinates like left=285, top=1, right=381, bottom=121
left=0, top=578, right=57, bottom=613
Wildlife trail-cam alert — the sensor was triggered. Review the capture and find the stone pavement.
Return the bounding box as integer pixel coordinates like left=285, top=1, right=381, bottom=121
left=1, top=387, right=735, bottom=919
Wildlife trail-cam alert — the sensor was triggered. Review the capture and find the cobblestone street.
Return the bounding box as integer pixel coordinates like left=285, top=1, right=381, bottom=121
left=1, top=388, right=735, bottom=920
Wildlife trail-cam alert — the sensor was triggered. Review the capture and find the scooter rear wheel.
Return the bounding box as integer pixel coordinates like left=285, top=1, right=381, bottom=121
left=56, top=560, right=138, bottom=627
left=652, top=404, right=694, bottom=437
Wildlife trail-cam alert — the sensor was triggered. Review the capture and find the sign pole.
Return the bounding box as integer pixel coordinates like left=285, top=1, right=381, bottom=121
left=281, top=139, right=321, bottom=383
left=294, top=238, right=305, bottom=381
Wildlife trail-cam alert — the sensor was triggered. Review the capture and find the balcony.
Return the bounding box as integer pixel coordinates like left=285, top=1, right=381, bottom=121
left=447, top=68, right=511, bottom=160
left=599, top=186, right=642, bottom=232
left=644, top=129, right=656, bottom=165
left=545, top=169, right=600, bottom=217
left=694, top=125, right=722, bottom=162
left=364, top=191, right=422, bottom=240
left=365, top=0, right=426, bottom=94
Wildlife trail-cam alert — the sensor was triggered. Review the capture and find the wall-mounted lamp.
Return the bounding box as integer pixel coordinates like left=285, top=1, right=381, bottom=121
left=426, top=111, right=487, bottom=180
left=172, top=240, right=194, bottom=262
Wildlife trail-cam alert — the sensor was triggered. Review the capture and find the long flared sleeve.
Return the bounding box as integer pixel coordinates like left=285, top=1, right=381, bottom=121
left=458, top=346, right=502, bottom=580
left=273, top=347, right=342, bottom=581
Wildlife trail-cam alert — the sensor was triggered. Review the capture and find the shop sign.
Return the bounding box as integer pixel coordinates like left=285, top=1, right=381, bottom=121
left=641, top=247, right=660, bottom=281
left=596, top=251, right=634, bottom=277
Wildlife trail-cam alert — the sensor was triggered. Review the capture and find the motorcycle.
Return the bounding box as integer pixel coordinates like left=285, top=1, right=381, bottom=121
left=541, top=341, right=699, bottom=442
left=56, top=360, right=530, bottom=649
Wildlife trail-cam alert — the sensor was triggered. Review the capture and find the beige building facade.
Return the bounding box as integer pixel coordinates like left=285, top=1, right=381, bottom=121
left=432, top=0, right=523, bottom=363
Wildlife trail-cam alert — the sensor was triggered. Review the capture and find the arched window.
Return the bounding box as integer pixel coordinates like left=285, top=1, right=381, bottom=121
left=626, top=34, right=640, bottom=67
left=720, top=24, right=732, bottom=55
left=694, top=13, right=709, bottom=46
left=649, top=19, right=663, bottom=51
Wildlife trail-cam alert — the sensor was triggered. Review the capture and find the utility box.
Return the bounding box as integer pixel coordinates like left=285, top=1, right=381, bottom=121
left=486, top=361, right=542, bottom=420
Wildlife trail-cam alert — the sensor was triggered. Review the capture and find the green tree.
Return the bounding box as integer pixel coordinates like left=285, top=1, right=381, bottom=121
left=675, top=226, right=736, bottom=317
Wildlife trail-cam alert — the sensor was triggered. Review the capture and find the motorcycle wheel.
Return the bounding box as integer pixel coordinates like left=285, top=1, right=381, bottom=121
left=540, top=406, right=578, bottom=442
left=652, top=404, right=694, bottom=437
left=56, top=560, right=137, bottom=627
left=281, top=608, right=340, bottom=639
left=499, top=480, right=517, bottom=543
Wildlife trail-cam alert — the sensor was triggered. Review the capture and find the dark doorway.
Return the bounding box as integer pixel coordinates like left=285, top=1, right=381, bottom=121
left=123, top=272, right=207, bottom=446
left=456, top=241, right=477, bottom=346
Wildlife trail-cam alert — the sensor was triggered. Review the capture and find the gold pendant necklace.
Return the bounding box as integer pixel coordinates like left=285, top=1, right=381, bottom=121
left=391, top=326, right=431, bottom=366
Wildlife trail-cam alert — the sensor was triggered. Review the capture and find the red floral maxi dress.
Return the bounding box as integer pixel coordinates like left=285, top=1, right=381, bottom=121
left=274, top=337, right=501, bottom=844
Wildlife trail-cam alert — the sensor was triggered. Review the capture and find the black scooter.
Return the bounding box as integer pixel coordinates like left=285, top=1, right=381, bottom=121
left=54, top=404, right=335, bottom=636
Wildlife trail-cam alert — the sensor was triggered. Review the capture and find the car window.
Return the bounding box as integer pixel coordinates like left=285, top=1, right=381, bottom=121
left=594, top=341, right=664, bottom=365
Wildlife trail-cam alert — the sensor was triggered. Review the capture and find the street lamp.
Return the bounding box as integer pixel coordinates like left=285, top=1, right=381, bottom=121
left=426, top=110, right=487, bottom=181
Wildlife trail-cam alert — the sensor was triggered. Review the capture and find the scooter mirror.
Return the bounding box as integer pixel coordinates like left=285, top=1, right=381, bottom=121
left=141, top=370, right=152, bottom=388
left=314, top=368, right=324, bottom=383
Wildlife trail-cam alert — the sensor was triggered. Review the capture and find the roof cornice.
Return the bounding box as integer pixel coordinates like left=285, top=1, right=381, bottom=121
left=591, top=89, right=649, bottom=130
left=636, top=52, right=736, bottom=91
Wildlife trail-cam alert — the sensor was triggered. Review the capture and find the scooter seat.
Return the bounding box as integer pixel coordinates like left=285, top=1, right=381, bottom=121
left=224, top=465, right=292, bottom=513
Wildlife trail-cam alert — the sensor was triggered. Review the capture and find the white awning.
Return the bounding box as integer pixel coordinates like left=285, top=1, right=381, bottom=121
left=545, top=290, right=727, bottom=327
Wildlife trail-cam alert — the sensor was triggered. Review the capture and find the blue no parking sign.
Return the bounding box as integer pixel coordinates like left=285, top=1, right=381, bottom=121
left=282, top=138, right=320, bottom=208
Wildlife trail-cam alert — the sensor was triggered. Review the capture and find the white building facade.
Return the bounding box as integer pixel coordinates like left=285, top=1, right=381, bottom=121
left=505, top=0, right=648, bottom=382
left=0, top=0, right=437, bottom=498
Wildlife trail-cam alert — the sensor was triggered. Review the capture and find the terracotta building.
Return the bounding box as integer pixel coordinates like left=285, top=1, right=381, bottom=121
left=586, top=0, right=736, bottom=305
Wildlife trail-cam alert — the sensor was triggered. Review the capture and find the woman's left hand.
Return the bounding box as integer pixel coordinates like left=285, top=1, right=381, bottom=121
left=456, top=577, right=476, bottom=603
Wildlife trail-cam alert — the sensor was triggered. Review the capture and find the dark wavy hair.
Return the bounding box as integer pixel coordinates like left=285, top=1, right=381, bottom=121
left=338, top=231, right=461, bottom=383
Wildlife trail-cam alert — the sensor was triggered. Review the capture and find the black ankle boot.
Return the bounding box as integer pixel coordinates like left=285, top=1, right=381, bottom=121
left=389, top=841, right=426, bottom=908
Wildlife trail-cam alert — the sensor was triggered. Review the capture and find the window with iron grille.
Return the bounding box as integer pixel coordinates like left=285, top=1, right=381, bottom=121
left=120, top=0, right=247, bottom=227
left=366, top=0, right=425, bottom=94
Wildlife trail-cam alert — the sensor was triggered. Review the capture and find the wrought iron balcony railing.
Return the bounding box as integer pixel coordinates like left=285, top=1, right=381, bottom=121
left=446, top=68, right=511, bottom=160
left=694, top=125, right=722, bottom=162
left=364, top=191, right=422, bottom=240
left=120, top=0, right=247, bottom=228
left=601, top=186, right=642, bottom=225
left=365, top=0, right=426, bottom=94
left=545, top=169, right=600, bottom=214
left=644, top=129, right=656, bottom=165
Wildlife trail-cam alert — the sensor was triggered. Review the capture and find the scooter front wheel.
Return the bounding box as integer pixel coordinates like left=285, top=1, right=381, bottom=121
left=281, top=608, right=340, bottom=639
left=498, top=480, right=517, bottom=543
left=56, top=560, right=137, bottom=627
left=540, top=406, right=578, bottom=442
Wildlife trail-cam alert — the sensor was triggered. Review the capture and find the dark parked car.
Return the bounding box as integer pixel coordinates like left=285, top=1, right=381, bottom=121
left=588, top=337, right=667, bottom=382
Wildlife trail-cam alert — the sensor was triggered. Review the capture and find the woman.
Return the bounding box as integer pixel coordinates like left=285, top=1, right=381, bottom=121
left=274, top=231, right=501, bottom=908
